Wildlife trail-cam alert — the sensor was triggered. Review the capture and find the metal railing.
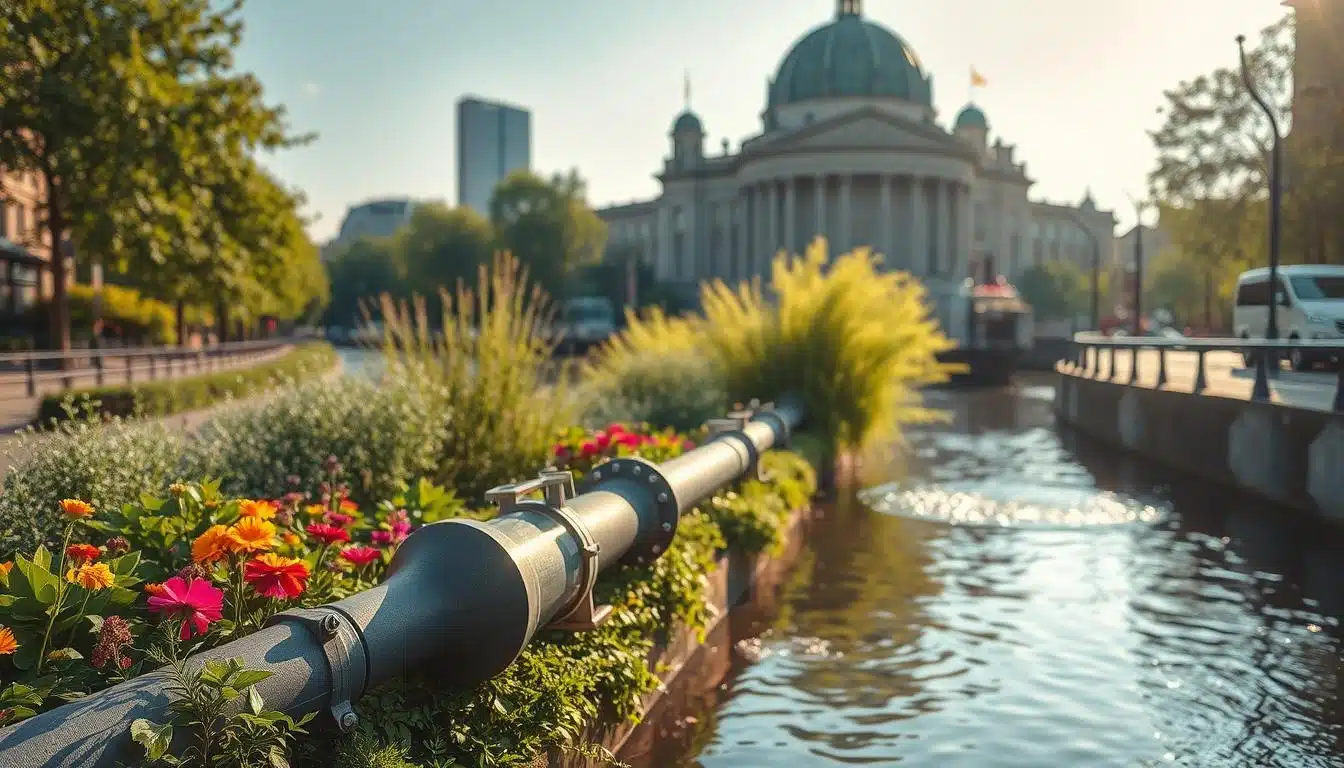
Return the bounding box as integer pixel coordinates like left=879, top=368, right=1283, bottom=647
left=0, top=397, right=804, bottom=767
left=1064, top=332, right=1344, bottom=412
left=0, top=336, right=314, bottom=400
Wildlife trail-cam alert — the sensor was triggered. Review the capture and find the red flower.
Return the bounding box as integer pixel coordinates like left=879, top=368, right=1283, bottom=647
left=324, top=511, right=356, bottom=527
left=305, top=523, right=351, bottom=545
left=339, top=546, right=381, bottom=567
left=593, top=431, right=612, bottom=451
left=243, top=554, right=310, bottom=599
left=579, top=440, right=600, bottom=458
left=614, top=431, right=641, bottom=448
left=65, top=543, right=101, bottom=564
left=605, top=423, right=628, bottom=435
left=146, top=576, right=224, bottom=641
left=681, top=439, right=696, bottom=451
left=371, top=530, right=392, bottom=547
left=552, top=444, right=570, bottom=461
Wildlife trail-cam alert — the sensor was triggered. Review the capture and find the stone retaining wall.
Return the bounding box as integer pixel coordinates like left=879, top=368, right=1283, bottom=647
left=1054, top=371, right=1344, bottom=523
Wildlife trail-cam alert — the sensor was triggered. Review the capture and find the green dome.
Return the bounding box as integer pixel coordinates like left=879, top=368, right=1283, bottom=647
left=770, top=5, right=933, bottom=108
left=671, top=110, right=703, bottom=135
left=954, top=104, right=988, bottom=130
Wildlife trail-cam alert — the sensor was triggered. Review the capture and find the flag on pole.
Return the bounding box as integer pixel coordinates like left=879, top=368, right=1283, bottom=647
left=971, top=68, right=988, bottom=88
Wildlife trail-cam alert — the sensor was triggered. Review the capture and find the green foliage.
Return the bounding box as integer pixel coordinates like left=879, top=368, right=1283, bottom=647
left=377, top=252, right=575, bottom=503
left=1015, top=261, right=1089, bottom=320
left=35, top=343, right=339, bottom=424
left=0, top=0, right=316, bottom=351
left=578, top=352, right=728, bottom=433
left=586, top=239, right=953, bottom=461
left=180, top=369, right=449, bottom=508
left=131, top=647, right=315, bottom=767
left=489, top=170, right=608, bottom=298
left=0, top=410, right=184, bottom=559
left=28, top=284, right=179, bottom=345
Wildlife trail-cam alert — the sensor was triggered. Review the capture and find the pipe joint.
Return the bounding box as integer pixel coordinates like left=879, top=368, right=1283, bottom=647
left=265, top=606, right=369, bottom=733
left=583, top=457, right=679, bottom=565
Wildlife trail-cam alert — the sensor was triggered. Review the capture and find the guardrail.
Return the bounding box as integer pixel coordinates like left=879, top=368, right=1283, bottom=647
left=1064, top=333, right=1344, bottom=412
left=0, top=336, right=315, bottom=400
left=0, top=397, right=803, bottom=767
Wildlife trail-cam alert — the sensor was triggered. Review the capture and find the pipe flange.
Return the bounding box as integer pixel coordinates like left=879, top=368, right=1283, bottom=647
left=585, top=456, right=679, bottom=566
left=266, top=606, right=368, bottom=733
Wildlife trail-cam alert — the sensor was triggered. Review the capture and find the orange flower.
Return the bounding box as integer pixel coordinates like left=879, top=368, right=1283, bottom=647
left=192, top=525, right=232, bottom=565
left=304, top=504, right=326, bottom=518
left=237, top=499, right=278, bottom=520
left=144, top=582, right=167, bottom=597
left=339, top=499, right=359, bottom=512
left=65, top=543, right=101, bottom=564
left=59, top=499, right=95, bottom=519
left=282, top=532, right=302, bottom=547
left=66, top=562, right=115, bottom=591
left=0, top=562, right=13, bottom=577
left=0, top=626, right=17, bottom=655
left=243, top=554, right=310, bottom=599
left=226, top=518, right=277, bottom=555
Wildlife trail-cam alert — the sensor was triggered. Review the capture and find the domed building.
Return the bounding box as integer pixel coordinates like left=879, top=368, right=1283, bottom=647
left=598, top=0, right=1114, bottom=324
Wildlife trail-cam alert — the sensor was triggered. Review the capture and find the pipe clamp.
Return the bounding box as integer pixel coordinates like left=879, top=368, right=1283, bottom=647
left=584, top=456, right=679, bottom=565
left=266, top=606, right=368, bottom=733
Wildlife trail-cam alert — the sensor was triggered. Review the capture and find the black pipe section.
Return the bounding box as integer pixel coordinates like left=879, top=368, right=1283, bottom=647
left=0, top=398, right=803, bottom=767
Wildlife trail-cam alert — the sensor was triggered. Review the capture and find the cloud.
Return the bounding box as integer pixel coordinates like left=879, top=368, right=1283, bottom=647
left=301, top=81, right=322, bottom=99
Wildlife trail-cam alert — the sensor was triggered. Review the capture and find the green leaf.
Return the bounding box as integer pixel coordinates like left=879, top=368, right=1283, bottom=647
left=199, top=659, right=232, bottom=687
left=268, top=745, right=289, bottom=768
left=231, top=669, right=273, bottom=690
left=130, top=718, right=173, bottom=760
left=248, top=685, right=264, bottom=715
left=85, top=615, right=105, bottom=633
left=31, top=546, right=52, bottom=572
left=109, top=551, right=141, bottom=577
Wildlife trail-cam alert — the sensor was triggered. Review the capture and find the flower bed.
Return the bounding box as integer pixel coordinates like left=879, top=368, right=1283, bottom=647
left=34, top=341, right=340, bottom=425
left=0, top=421, right=816, bottom=767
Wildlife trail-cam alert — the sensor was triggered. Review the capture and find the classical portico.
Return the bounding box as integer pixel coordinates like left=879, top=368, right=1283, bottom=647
left=598, top=0, right=1115, bottom=315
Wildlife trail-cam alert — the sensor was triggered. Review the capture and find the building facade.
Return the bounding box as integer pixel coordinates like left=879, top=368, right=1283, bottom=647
left=332, top=198, right=420, bottom=247
left=1285, top=0, right=1344, bottom=147
left=0, top=167, right=53, bottom=319
left=597, top=0, right=1113, bottom=326
left=456, top=97, right=532, bottom=215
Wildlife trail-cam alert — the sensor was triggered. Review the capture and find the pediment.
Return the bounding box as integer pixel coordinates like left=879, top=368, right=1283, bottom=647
left=765, top=109, right=963, bottom=155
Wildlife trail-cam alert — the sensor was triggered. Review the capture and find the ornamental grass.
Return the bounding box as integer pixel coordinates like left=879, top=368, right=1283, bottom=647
left=585, top=237, right=956, bottom=463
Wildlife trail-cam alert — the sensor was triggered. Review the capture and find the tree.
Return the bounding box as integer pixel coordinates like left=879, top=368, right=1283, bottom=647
left=489, top=170, right=607, bottom=297
left=1016, top=261, right=1088, bottom=320
left=323, top=237, right=403, bottom=329
left=398, top=203, right=494, bottom=311
left=0, top=0, right=310, bottom=351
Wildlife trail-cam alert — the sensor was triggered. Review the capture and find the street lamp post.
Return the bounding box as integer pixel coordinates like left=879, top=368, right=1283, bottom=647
left=1237, top=33, right=1284, bottom=343
left=1126, top=195, right=1149, bottom=336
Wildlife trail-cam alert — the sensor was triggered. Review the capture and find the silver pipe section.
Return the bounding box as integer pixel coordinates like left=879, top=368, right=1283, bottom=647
left=0, top=398, right=803, bottom=767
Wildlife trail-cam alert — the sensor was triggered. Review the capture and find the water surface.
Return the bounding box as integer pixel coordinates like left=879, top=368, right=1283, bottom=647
left=630, top=378, right=1344, bottom=767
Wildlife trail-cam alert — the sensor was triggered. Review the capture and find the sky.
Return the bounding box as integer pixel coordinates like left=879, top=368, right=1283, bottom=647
left=233, top=0, right=1293, bottom=243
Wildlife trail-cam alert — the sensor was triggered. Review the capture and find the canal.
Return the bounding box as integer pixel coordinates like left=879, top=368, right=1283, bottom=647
left=628, top=376, right=1344, bottom=767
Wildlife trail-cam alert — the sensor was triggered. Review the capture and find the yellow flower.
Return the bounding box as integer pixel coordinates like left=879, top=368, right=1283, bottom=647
left=192, top=525, right=233, bottom=565
left=0, top=626, right=17, bottom=655
left=304, top=504, right=326, bottom=518
left=227, top=518, right=277, bottom=555
left=282, top=532, right=302, bottom=548
left=237, top=499, right=278, bottom=520
left=59, top=499, right=95, bottom=519
left=0, top=561, right=12, bottom=577
left=66, top=562, right=115, bottom=591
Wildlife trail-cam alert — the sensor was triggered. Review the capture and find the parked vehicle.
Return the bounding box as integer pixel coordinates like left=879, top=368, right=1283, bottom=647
left=554, top=296, right=617, bottom=355
left=1232, top=265, right=1344, bottom=370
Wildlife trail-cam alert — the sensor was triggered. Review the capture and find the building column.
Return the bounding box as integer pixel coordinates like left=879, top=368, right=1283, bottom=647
left=839, top=174, right=852, bottom=254
left=878, top=174, right=892, bottom=266
left=957, top=183, right=973, bottom=279
left=765, top=180, right=777, bottom=271
left=657, top=205, right=672, bottom=281
left=733, top=194, right=747, bottom=282
left=784, top=177, right=797, bottom=255
left=910, top=176, right=927, bottom=276
left=814, top=175, right=827, bottom=250
left=945, top=182, right=959, bottom=277
left=930, top=179, right=946, bottom=276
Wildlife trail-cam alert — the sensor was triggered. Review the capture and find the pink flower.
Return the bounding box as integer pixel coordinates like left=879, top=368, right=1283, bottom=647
left=615, top=431, right=641, bottom=448
left=146, top=577, right=224, bottom=641
left=593, top=432, right=612, bottom=451
left=605, top=423, right=628, bottom=435
left=306, top=523, right=351, bottom=545
left=324, top=512, right=356, bottom=527
left=391, top=520, right=412, bottom=539
left=371, top=530, right=393, bottom=547
left=579, top=440, right=600, bottom=458
left=339, top=546, right=382, bottom=567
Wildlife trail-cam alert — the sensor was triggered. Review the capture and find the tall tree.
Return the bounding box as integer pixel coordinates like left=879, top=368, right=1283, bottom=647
left=398, top=203, right=494, bottom=298
left=0, top=0, right=309, bottom=351
left=489, top=170, right=607, bottom=297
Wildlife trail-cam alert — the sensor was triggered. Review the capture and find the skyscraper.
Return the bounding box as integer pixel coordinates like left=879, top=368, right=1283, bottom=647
left=456, top=97, right=531, bottom=215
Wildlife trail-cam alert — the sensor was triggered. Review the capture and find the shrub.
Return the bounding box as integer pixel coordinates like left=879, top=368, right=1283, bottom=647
left=35, top=342, right=339, bottom=424
left=179, top=371, right=448, bottom=508
left=586, top=238, right=955, bottom=461
left=0, top=405, right=184, bottom=558
left=578, top=351, right=727, bottom=432
left=27, top=284, right=178, bottom=344
left=377, top=252, right=575, bottom=503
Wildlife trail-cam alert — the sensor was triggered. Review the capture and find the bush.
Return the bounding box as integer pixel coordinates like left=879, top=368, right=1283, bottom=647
left=179, top=370, right=449, bottom=507
left=586, top=238, right=955, bottom=461
left=35, top=342, right=339, bottom=424
left=26, top=284, right=178, bottom=344
left=377, top=252, right=575, bottom=503
left=0, top=405, right=184, bottom=558
left=578, top=351, right=727, bottom=432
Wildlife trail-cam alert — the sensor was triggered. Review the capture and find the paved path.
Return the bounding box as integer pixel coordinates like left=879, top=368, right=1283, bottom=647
left=0, top=346, right=293, bottom=433
left=1062, top=348, right=1340, bottom=412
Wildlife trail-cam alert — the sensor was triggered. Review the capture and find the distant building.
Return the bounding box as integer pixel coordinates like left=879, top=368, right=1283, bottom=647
left=0, top=167, right=53, bottom=319
left=1284, top=0, right=1344, bottom=147
left=456, top=97, right=531, bottom=215
left=332, top=198, right=419, bottom=248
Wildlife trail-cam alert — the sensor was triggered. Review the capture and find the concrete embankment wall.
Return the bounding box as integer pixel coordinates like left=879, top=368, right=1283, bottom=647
left=1054, top=372, right=1344, bottom=524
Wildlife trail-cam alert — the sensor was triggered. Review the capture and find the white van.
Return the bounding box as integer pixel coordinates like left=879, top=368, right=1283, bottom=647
left=1233, top=264, right=1344, bottom=370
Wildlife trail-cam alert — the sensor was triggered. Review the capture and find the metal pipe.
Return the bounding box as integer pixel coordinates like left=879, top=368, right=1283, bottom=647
left=0, top=399, right=804, bottom=767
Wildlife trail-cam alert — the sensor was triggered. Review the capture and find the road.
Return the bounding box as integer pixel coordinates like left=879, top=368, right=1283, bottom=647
left=1066, top=347, right=1341, bottom=412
